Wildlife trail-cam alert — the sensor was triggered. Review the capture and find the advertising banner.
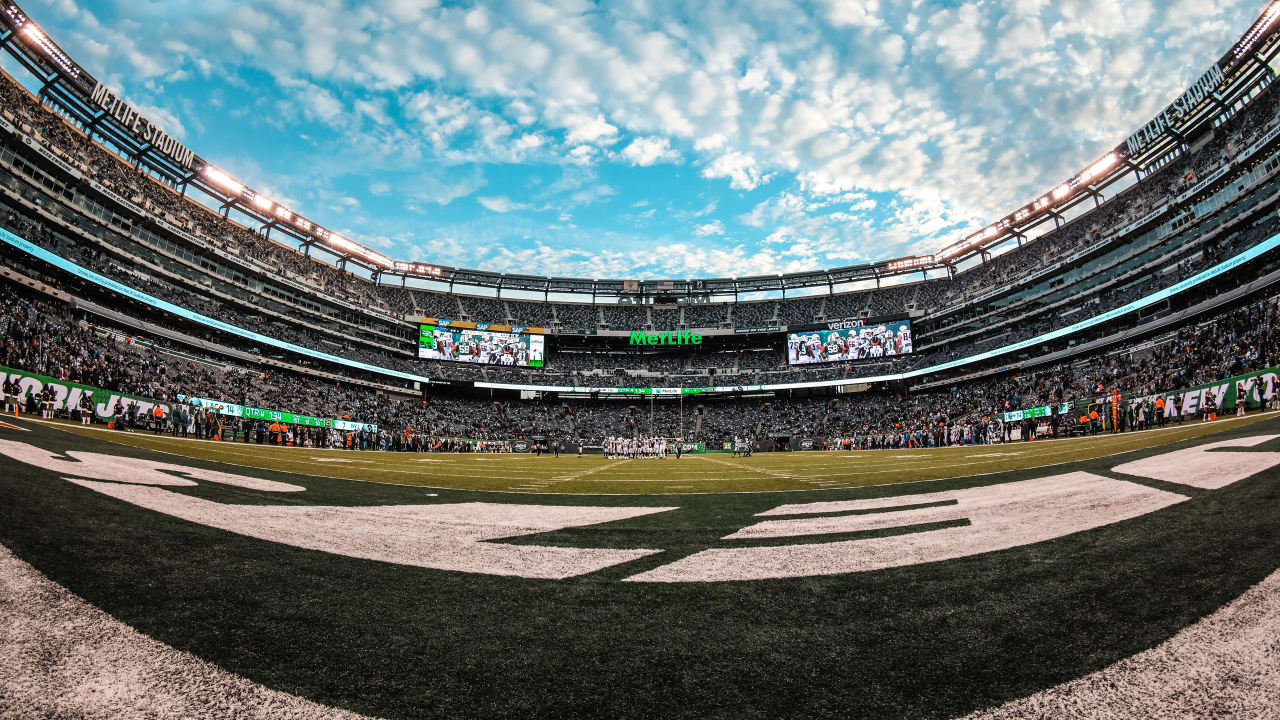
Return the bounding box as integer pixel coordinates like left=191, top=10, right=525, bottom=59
left=1003, top=402, right=1074, bottom=423
left=1129, top=366, right=1280, bottom=418
left=1, top=365, right=172, bottom=421
left=179, top=395, right=377, bottom=432
left=1003, top=366, right=1280, bottom=424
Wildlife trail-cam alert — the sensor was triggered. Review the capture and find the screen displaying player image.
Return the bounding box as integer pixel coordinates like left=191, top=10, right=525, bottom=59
left=786, top=320, right=913, bottom=365
left=418, top=325, right=545, bottom=367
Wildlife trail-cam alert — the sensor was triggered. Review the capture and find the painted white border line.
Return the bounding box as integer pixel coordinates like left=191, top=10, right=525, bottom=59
left=0, top=544, right=378, bottom=720
left=960, top=568, right=1280, bottom=719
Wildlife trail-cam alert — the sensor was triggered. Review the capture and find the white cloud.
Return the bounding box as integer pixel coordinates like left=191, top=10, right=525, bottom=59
left=477, top=196, right=531, bottom=213
left=563, top=112, right=619, bottom=146
left=701, top=152, right=774, bottom=191
left=693, top=220, right=726, bottom=237
left=620, top=136, right=681, bottom=166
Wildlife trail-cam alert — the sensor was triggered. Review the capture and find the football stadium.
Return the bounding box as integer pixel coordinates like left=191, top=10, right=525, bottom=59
left=1, top=1, right=1279, bottom=718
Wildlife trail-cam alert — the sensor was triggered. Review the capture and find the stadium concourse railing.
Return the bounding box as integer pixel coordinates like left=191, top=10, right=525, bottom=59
left=4, top=224, right=1280, bottom=395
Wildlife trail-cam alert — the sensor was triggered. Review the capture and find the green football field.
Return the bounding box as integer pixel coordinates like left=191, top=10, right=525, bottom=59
left=0, top=412, right=1276, bottom=719
left=28, top=411, right=1279, bottom=493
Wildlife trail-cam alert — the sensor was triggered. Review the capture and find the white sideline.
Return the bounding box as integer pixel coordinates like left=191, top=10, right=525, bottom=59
left=0, top=544, right=378, bottom=720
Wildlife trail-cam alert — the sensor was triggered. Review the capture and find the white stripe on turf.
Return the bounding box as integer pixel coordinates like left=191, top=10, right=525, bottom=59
left=960, top=568, right=1280, bottom=719
left=625, top=473, right=1187, bottom=581
left=0, top=544, right=378, bottom=720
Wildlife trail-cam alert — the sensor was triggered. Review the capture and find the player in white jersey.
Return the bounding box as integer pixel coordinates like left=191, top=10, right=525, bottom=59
left=477, top=337, right=492, bottom=364
left=898, top=325, right=912, bottom=354
left=869, top=340, right=885, bottom=358
left=438, top=333, right=456, bottom=361
left=517, top=346, right=528, bottom=366
left=788, top=334, right=802, bottom=363
left=802, top=335, right=821, bottom=364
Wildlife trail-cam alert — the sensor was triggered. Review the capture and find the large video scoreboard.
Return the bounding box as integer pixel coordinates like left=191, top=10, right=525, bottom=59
left=786, top=319, right=913, bottom=365
left=418, top=324, right=545, bottom=368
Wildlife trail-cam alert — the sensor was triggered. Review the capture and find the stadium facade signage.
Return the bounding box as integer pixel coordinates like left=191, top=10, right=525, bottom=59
left=628, top=330, right=702, bottom=346
left=0, top=115, right=14, bottom=134
left=826, top=319, right=866, bottom=331
left=1126, top=365, right=1280, bottom=418
left=88, top=180, right=144, bottom=217
left=20, top=134, right=81, bottom=179
left=0, top=365, right=173, bottom=422
left=1176, top=164, right=1233, bottom=205
left=1124, top=63, right=1226, bottom=158
left=89, top=81, right=196, bottom=170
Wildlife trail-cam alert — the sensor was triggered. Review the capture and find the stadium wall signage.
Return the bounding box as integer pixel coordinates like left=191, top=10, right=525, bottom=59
left=1125, top=63, right=1226, bottom=157
left=89, top=81, right=196, bottom=170
left=177, top=395, right=377, bottom=433
left=1003, top=403, right=1074, bottom=423
left=0, top=365, right=173, bottom=422
left=1003, top=366, right=1280, bottom=424
left=629, top=330, right=703, bottom=346
left=19, top=133, right=82, bottom=179
left=1127, top=365, right=1280, bottom=418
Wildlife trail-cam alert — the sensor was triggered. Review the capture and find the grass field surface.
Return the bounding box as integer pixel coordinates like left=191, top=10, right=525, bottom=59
left=33, top=411, right=1280, bottom=494
left=0, top=412, right=1275, bottom=719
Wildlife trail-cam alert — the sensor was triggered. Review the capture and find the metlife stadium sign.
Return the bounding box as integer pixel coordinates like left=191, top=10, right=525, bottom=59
left=1124, top=63, right=1226, bottom=157
left=89, top=81, right=197, bottom=170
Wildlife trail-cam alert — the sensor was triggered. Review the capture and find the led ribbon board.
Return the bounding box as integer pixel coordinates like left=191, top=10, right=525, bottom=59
left=178, top=395, right=377, bottom=432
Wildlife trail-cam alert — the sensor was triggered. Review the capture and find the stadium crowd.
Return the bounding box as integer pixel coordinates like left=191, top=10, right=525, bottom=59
left=5, top=277, right=1279, bottom=451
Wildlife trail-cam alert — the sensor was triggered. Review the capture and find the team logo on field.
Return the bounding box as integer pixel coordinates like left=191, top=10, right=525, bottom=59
left=0, top=436, right=1275, bottom=582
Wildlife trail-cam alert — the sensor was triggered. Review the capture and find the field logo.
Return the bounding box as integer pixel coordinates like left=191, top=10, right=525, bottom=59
left=3, top=434, right=1277, bottom=583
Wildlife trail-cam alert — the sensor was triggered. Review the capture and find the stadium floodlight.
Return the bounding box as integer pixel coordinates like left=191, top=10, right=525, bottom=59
left=328, top=234, right=355, bottom=251
left=1235, top=1, right=1280, bottom=58
left=294, top=217, right=311, bottom=232
left=273, top=205, right=292, bottom=222
left=16, top=18, right=79, bottom=79
left=251, top=193, right=272, bottom=211
left=1080, top=153, right=1118, bottom=183
left=203, top=166, right=243, bottom=195
left=1051, top=184, right=1070, bottom=200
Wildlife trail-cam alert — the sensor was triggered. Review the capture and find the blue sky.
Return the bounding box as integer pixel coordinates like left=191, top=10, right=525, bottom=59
left=5, top=0, right=1268, bottom=279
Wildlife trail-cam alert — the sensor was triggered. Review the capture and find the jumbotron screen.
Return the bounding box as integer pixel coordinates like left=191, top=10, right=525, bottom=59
left=418, top=325, right=545, bottom=367
left=786, top=320, right=913, bottom=365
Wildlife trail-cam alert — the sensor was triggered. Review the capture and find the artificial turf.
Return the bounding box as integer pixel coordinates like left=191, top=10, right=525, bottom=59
left=33, top=411, right=1280, bottom=494
left=0, top=414, right=1276, bottom=719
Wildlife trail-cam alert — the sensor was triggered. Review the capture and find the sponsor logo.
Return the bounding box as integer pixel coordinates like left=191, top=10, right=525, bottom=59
left=629, top=330, right=703, bottom=346
left=4, top=434, right=1275, bottom=583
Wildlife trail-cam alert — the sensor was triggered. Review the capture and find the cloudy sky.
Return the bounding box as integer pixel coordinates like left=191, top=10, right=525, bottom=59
left=6, top=0, right=1268, bottom=279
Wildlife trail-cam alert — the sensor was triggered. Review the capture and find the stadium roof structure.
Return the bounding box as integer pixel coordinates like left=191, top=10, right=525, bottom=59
left=3, top=1, right=1280, bottom=300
